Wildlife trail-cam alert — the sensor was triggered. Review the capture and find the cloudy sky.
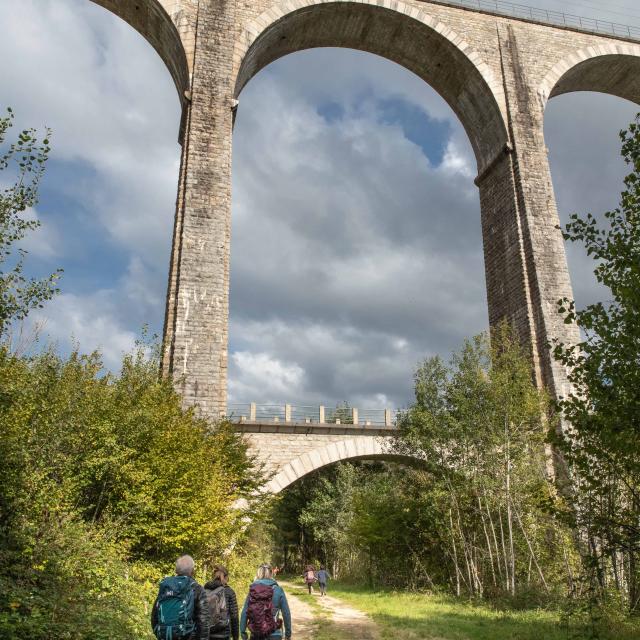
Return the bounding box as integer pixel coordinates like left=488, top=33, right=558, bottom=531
left=1, top=0, right=638, bottom=410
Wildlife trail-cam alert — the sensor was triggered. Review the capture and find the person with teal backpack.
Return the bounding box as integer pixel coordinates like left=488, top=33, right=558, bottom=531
left=152, top=555, right=211, bottom=640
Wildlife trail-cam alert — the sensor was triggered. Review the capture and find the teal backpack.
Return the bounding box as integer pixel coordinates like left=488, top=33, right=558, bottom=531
left=154, top=575, right=196, bottom=640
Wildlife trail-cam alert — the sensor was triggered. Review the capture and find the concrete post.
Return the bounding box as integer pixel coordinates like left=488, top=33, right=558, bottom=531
left=319, top=406, right=325, bottom=424
left=384, top=409, right=392, bottom=427
left=352, top=407, right=359, bottom=425
left=285, top=404, right=292, bottom=423
left=250, top=402, right=256, bottom=422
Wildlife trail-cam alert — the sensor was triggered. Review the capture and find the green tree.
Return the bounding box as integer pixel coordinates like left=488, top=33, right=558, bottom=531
left=269, top=465, right=356, bottom=573
left=0, top=342, right=261, bottom=639
left=270, top=461, right=456, bottom=589
left=553, top=114, right=640, bottom=612
left=0, top=108, right=61, bottom=336
left=298, top=463, right=360, bottom=576
left=393, top=327, right=571, bottom=599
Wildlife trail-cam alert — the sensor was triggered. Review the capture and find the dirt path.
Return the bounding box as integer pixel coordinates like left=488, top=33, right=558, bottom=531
left=316, top=592, right=379, bottom=639
left=285, top=589, right=317, bottom=638
left=282, top=582, right=379, bottom=640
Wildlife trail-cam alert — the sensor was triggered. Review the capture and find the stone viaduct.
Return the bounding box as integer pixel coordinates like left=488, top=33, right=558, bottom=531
left=88, top=0, right=640, bottom=491
left=235, top=416, right=403, bottom=495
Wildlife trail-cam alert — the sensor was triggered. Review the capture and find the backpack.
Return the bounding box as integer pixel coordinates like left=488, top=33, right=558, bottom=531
left=154, top=575, right=196, bottom=640
left=305, top=570, right=315, bottom=583
left=247, top=583, right=281, bottom=639
left=206, top=585, right=229, bottom=631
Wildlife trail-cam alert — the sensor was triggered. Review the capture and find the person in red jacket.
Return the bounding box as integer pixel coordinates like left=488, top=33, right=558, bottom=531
left=302, top=565, right=316, bottom=594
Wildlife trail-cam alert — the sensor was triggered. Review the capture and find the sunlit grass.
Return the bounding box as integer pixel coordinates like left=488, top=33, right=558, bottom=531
left=280, top=578, right=640, bottom=640
left=325, top=583, right=639, bottom=640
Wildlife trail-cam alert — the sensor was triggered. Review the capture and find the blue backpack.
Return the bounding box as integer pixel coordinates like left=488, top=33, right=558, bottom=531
left=154, top=575, right=196, bottom=640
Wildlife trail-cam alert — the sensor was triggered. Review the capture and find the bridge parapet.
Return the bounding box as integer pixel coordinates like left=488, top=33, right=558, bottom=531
left=226, top=403, right=396, bottom=427
left=437, top=0, right=640, bottom=41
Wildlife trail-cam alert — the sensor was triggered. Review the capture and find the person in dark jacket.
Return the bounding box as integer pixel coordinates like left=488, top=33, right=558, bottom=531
left=204, top=564, right=240, bottom=640
left=151, top=555, right=210, bottom=640
left=240, top=564, right=292, bottom=640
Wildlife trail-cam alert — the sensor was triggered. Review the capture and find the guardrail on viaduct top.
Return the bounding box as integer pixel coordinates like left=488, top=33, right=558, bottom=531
left=437, top=0, right=640, bottom=41
left=226, top=403, right=397, bottom=427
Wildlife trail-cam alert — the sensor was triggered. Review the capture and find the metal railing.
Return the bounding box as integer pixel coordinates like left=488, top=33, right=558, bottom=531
left=434, top=0, right=640, bottom=41
left=226, top=403, right=396, bottom=427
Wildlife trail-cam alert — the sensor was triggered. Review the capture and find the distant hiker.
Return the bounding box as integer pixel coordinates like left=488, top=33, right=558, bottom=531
left=204, top=564, right=240, bottom=640
left=317, top=566, right=331, bottom=597
left=303, top=565, right=316, bottom=594
left=152, top=554, right=210, bottom=640
left=240, top=563, right=292, bottom=640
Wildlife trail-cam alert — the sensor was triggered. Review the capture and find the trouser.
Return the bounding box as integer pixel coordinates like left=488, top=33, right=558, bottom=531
left=319, top=582, right=327, bottom=595
left=307, top=582, right=313, bottom=594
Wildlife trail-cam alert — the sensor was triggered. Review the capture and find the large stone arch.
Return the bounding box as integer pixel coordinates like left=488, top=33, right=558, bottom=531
left=232, top=0, right=508, bottom=173
left=538, top=44, right=640, bottom=107
left=90, top=0, right=190, bottom=100
left=264, top=436, right=422, bottom=495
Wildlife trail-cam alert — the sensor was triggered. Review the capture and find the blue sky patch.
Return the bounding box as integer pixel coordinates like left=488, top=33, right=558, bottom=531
left=377, top=98, right=451, bottom=166
left=317, top=95, right=452, bottom=166
left=317, top=101, right=345, bottom=123
left=32, top=159, right=130, bottom=293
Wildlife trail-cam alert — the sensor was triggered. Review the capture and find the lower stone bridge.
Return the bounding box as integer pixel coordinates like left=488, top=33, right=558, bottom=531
left=227, top=403, right=412, bottom=495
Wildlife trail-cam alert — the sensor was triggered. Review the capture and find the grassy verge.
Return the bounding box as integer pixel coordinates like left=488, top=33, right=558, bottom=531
left=322, top=582, right=639, bottom=640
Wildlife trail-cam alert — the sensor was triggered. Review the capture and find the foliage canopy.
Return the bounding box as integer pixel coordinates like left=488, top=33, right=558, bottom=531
left=0, top=343, right=260, bottom=638
left=554, top=114, right=640, bottom=612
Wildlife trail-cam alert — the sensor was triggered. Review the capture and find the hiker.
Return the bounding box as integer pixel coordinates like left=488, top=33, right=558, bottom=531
left=204, top=564, right=240, bottom=640
left=240, top=563, right=292, bottom=640
left=316, top=566, right=331, bottom=597
left=152, top=554, right=210, bottom=640
left=302, top=565, right=316, bottom=595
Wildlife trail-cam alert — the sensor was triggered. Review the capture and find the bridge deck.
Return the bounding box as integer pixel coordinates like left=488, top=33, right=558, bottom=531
left=232, top=421, right=397, bottom=436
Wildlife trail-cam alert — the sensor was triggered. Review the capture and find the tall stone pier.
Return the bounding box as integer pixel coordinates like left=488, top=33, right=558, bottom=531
left=92, top=0, right=640, bottom=419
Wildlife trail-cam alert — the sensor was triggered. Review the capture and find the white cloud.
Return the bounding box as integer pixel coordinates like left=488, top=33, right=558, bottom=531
left=229, top=351, right=306, bottom=404
left=19, top=207, right=62, bottom=259
left=25, top=254, right=162, bottom=369
left=228, top=50, right=488, bottom=406
left=30, top=291, right=137, bottom=369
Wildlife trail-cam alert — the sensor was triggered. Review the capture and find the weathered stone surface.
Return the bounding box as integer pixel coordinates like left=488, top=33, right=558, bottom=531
left=96, top=1, right=640, bottom=426
left=245, top=431, right=401, bottom=494
left=222, top=422, right=416, bottom=494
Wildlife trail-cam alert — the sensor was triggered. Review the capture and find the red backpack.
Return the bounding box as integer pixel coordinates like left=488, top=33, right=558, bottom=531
left=247, top=583, right=281, bottom=638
